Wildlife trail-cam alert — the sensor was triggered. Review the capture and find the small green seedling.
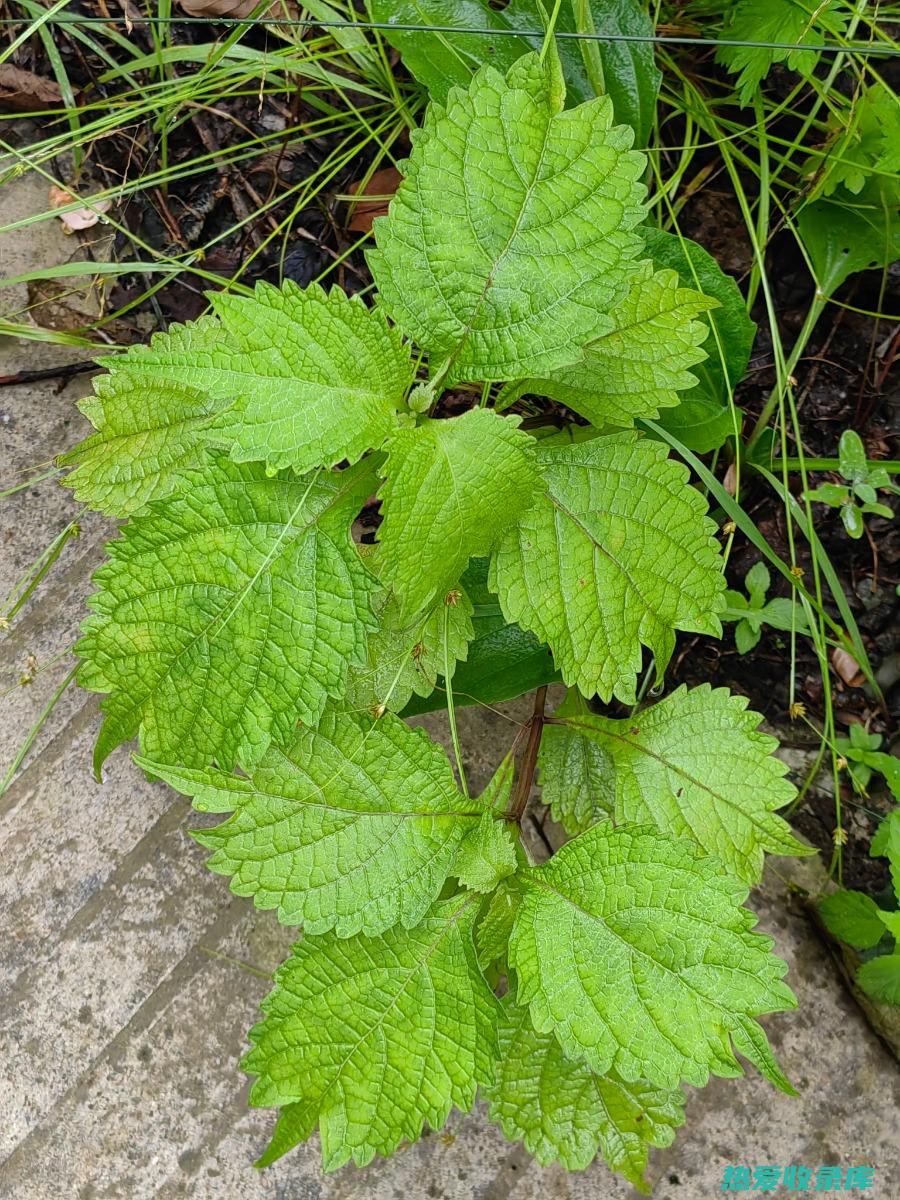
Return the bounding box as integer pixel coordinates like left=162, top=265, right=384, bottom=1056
left=836, top=724, right=900, bottom=799
left=805, top=430, right=898, bottom=539
left=819, top=809, right=900, bottom=1006
left=723, top=562, right=806, bottom=653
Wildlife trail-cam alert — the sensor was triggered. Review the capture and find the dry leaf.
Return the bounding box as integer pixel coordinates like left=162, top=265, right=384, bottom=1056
left=832, top=648, right=864, bottom=688
left=346, top=166, right=403, bottom=234
left=0, top=64, right=64, bottom=111
left=722, top=461, right=738, bottom=497
left=178, top=0, right=257, bottom=13
left=49, top=186, right=112, bottom=233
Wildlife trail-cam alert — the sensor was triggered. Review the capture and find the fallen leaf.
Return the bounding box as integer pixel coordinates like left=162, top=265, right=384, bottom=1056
left=832, top=647, right=864, bottom=688
left=49, top=186, right=113, bottom=232
left=178, top=0, right=257, bottom=13
left=346, top=166, right=402, bottom=234
left=0, top=64, right=64, bottom=111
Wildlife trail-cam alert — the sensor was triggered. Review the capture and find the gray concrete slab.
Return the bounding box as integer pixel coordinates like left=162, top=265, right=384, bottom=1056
left=1, top=174, right=898, bottom=1200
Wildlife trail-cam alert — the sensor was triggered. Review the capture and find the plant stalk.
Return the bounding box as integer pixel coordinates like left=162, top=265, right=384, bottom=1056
left=508, top=685, right=548, bottom=823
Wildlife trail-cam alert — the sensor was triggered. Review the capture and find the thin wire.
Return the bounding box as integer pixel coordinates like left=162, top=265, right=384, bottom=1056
left=0, top=15, right=894, bottom=55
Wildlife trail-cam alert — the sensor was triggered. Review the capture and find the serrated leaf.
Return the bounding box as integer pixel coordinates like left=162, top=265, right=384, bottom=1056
left=716, top=0, right=849, bottom=107
left=138, top=706, right=485, bottom=936
left=78, top=454, right=378, bottom=773
left=375, top=409, right=540, bottom=615
left=641, top=227, right=755, bottom=453
left=537, top=691, right=611, bottom=835
left=520, top=265, right=715, bottom=427
left=454, top=755, right=517, bottom=892
left=109, top=282, right=414, bottom=473
left=485, top=1000, right=684, bottom=1185
left=368, top=54, right=647, bottom=382
left=244, top=894, right=500, bottom=1169
left=345, top=584, right=474, bottom=713
left=856, top=954, right=900, bottom=1006
left=556, top=685, right=807, bottom=882
left=871, top=809, right=900, bottom=899
left=58, top=373, right=231, bottom=517
left=819, top=890, right=889, bottom=950
left=490, top=433, right=725, bottom=703
left=509, top=821, right=797, bottom=1089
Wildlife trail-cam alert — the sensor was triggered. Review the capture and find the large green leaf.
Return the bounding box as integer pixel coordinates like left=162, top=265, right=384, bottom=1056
left=245, top=895, right=500, bottom=1169
left=641, top=227, right=755, bottom=452
left=485, top=1000, right=684, bottom=1186
left=366, top=0, right=661, bottom=146
left=517, top=263, right=714, bottom=427
left=368, top=54, right=647, bottom=383
left=106, top=282, right=414, bottom=474
left=58, top=373, right=231, bottom=517
left=375, top=409, right=540, bottom=615
left=557, top=684, right=809, bottom=882
left=509, top=822, right=797, bottom=1090
left=138, top=707, right=483, bottom=936
left=490, top=433, right=725, bottom=703
left=78, top=454, right=378, bottom=773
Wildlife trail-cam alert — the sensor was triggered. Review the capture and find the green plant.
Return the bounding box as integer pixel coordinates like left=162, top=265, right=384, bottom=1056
left=836, top=724, right=900, bottom=798
left=53, top=50, right=812, bottom=1183
left=722, top=561, right=808, bottom=654
left=805, top=430, right=899, bottom=539
left=819, top=809, right=900, bottom=1005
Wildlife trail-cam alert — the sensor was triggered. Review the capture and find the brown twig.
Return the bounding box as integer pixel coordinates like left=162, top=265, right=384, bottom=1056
left=506, top=685, right=547, bottom=823
left=0, top=361, right=97, bottom=387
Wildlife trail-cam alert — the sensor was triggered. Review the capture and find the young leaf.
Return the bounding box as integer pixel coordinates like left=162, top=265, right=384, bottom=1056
left=368, top=54, right=647, bottom=383
left=375, top=409, right=540, bottom=615
left=490, top=433, right=725, bottom=703
left=554, top=684, right=807, bottom=881
left=401, top=557, right=560, bottom=715
left=78, top=454, right=378, bottom=773
left=485, top=1000, right=684, bottom=1185
left=58, top=374, right=231, bottom=517
left=856, top=955, right=900, bottom=1006
left=819, top=890, right=888, bottom=950
left=508, top=821, right=797, bottom=1089
left=345, top=584, right=474, bottom=713
left=454, top=754, right=517, bottom=892
left=519, top=265, right=716, bottom=428
left=537, top=691, right=611, bottom=835
left=108, top=282, right=414, bottom=474
left=137, top=706, right=484, bottom=936
left=244, top=894, right=500, bottom=1169
left=475, top=879, right=522, bottom=969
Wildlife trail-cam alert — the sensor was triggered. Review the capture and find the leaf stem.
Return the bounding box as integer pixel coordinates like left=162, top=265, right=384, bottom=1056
left=443, top=601, right=469, bottom=799
left=507, top=685, right=548, bottom=823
